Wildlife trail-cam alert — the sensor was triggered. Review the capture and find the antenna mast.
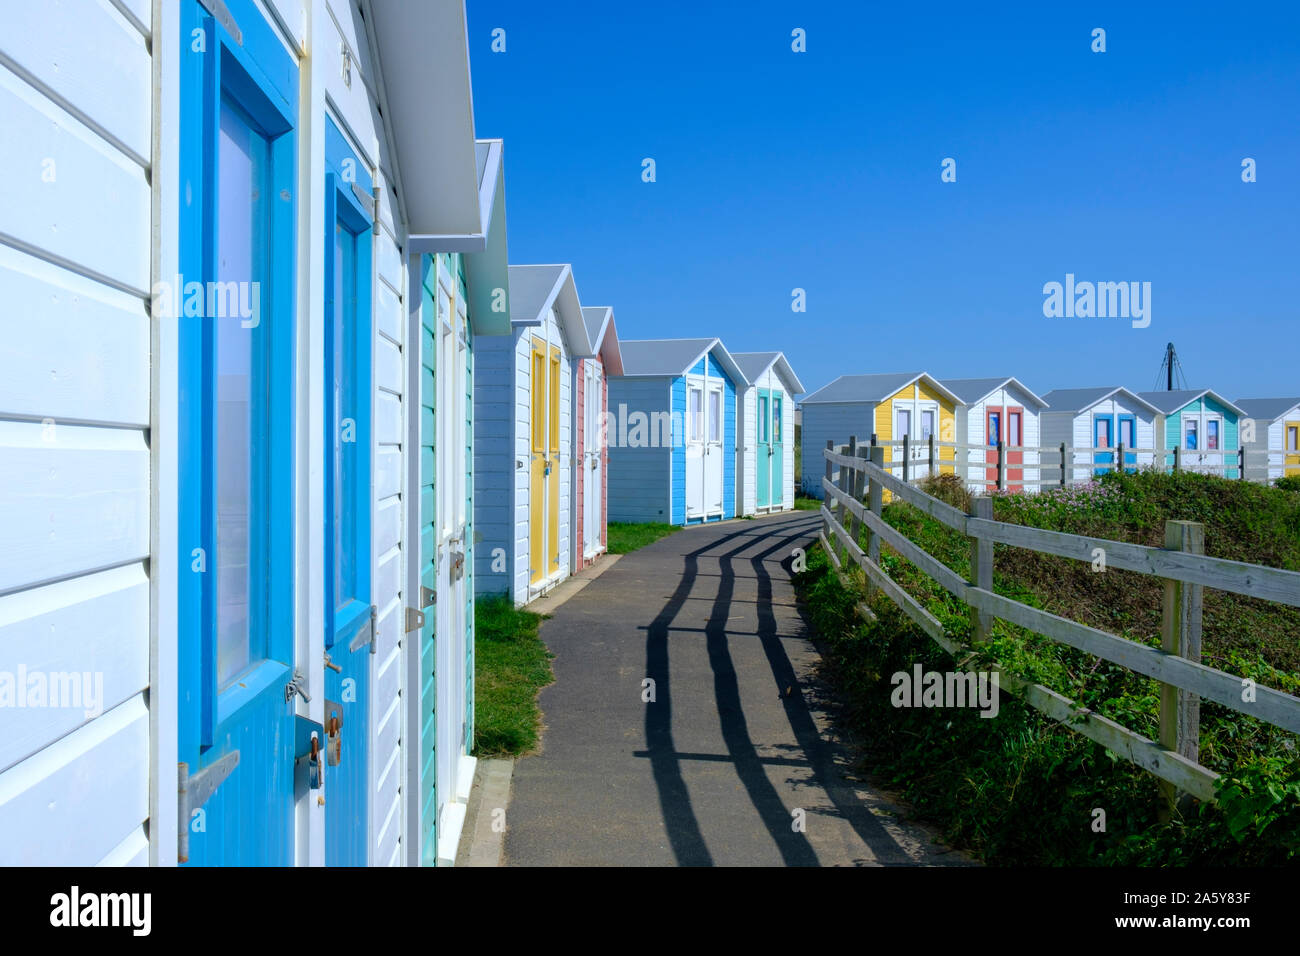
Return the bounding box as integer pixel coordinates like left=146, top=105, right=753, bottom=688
left=1155, top=342, right=1187, bottom=391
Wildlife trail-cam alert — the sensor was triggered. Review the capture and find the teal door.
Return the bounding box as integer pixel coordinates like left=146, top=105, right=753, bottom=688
left=323, top=119, right=374, bottom=866
left=756, top=389, right=771, bottom=507
left=177, top=0, right=300, bottom=865
left=417, top=257, right=440, bottom=865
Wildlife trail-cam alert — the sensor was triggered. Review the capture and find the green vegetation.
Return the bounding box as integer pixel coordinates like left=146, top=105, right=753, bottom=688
left=796, top=469, right=1300, bottom=864
left=606, top=521, right=681, bottom=554
left=1276, top=474, right=1300, bottom=493
left=473, top=596, right=554, bottom=757
left=793, top=491, right=821, bottom=511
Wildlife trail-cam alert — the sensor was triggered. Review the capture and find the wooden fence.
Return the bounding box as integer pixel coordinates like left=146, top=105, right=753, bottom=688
left=865, top=433, right=1262, bottom=492
left=819, top=437, right=1300, bottom=809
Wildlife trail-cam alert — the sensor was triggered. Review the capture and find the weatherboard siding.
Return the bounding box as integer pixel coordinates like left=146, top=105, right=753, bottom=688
left=0, top=0, right=153, bottom=865
left=607, top=377, right=672, bottom=523
left=799, top=403, right=874, bottom=498
left=472, top=332, right=515, bottom=593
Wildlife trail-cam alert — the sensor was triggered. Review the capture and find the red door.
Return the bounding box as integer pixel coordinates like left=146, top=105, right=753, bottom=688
left=1006, top=408, right=1024, bottom=490
left=984, top=409, right=1000, bottom=487
left=985, top=406, right=1025, bottom=491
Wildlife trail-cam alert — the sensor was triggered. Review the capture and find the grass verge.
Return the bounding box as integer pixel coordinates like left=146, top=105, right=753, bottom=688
left=473, top=596, right=554, bottom=757
left=606, top=521, right=681, bottom=554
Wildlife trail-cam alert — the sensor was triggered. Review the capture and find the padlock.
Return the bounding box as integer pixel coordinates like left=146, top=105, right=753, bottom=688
left=325, top=700, right=343, bottom=767
left=308, top=735, right=323, bottom=790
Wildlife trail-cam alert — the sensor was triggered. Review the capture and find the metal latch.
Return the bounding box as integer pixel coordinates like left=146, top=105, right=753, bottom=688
left=372, top=186, right=381, bottom=237
left=405, top=606, right=425, bottom=632
left=324, top=699, right=343, bottom=767
left=421, top=585, right=436, bottom=608
left=285, top=669, right=310, bottom=704
left=293, top=716, right=326, bottom=795
left=178, top=751, right=239, bottom=862
left=451, top=551, right=465, bottom=580
left=349, top=605, right=378, bottom=655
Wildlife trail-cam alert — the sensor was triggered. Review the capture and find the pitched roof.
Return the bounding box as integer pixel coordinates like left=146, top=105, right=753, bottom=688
left=580, top=306, right=623, bottom=376
left=618, top=338, right=747, bottom=385
left=507, top=263, right=586, bottom=352
left=1039, top=386, right=1161, bottom=415
left=731, top=351, right=806, bottom=395
left=1136, top=389, right=1245, bottom=417
left=800, top=372, right=959, bottom=406
left=940, top=376, right=1048, bottom=408
left=1233, top=397, right=1300, bottom=422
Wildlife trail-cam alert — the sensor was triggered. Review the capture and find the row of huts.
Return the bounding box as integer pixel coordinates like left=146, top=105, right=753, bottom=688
left=800, top=374, right=1300, bottom=493
left=0, top=0, right=809, bottom=869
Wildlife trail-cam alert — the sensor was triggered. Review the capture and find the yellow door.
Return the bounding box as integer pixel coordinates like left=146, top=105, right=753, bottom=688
left=548, top=346, right=561, bottom=574
left=529, top=339, right=546, bottom=583
left=1286, top=420, right=1300, bottom=476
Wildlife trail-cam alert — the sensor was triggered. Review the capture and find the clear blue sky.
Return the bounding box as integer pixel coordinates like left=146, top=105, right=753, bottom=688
left=466, top=2, right=1300, bottom=400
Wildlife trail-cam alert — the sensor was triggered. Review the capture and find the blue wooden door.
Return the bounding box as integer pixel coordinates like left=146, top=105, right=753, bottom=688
left=177, top=0, right=300, bottom=865
left=323, top=120, right=374, bottom=866
left=1092, top=415, right=1113, bottom=476
left=1116, top=414, right=1137, bottom=472
left=756, top=389, right=771, bottom=507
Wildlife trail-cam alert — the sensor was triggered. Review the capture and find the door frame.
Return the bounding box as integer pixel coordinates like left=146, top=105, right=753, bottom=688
left=176, top=0, right=300, bottom=865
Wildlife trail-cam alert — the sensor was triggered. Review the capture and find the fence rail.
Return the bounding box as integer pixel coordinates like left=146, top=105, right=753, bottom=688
left=851, top=433, right=1267, bottom=491
left=819, top=437, right=1300, bottom=808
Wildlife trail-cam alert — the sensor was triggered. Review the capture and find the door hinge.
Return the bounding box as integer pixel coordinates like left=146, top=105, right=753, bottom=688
left=350, top=605, right=378, bottom=655
left=372, top=186, right=381, bottom=236
left=178, top=752, right=239, bottom=863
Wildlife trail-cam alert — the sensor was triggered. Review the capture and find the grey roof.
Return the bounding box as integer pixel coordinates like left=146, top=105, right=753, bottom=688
left=731, top=351, right=807, bottom=395
left=507, top=264, right=567, bottom=325
left=1039, top=386, right=1161, bottom=415
left=938, top=376, right=1048, bottom=408
left=1136, top=389, right=1245, bottom=417
left=581, top=307, right=608, bottom=349
left=618, top=338, right=747, bottom=385
left=800, top=372, right=959, bottom=405
left=1234, top=397, right=1300, bottom=422
left=733, top=352, right=780, bottom=382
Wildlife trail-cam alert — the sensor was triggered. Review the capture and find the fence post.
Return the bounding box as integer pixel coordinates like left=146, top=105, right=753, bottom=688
left=1158, top=519, right=1205, bottom=817
left=1172, top=445, right=1181, bottom=473
left=1059, top=442, right=1067, bottom=489
left=1239, top=447, right=1246, bottom=481
left=996, top=440, right=1006, bottom=492
left=1117, top=440, right=1125, bottom=475
left=865, top=446, right=885, bottom=598
left=848, top=436, right=867, bottom=550
left=841, top=436, right=857, bottom=549
left=929, top=432, right=936, bottom=476
left=967, top=497, right=994, bottom=643
left=902, top=433, right=911, bottom=483
left=823, top=439, right=833, bottom=544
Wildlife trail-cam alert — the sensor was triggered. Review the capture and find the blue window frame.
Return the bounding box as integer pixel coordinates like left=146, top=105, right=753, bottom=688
left=178, top=0, right=298, bottom=753
left=324, top=118, right=374, bottom=648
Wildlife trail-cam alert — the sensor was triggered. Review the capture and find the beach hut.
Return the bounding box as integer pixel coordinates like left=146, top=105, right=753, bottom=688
left=799, top=373, right=960, bottom=497
left=1235, top=398, right=1300, bottom=482
left=607, top=339, right=748, bottom=524
left=1137, top=390, right=1245, bottom=478
left=0, top=0, right=504, bottom=868
left=734, top=352, right=805, bottom=514
left=572, top=308, right=624, bottom=571
left=1039, top=388, right=1161, bottom=481
left=942, top=378, right=1049, bottom=493
left=473, top=264, right=587, bottom=605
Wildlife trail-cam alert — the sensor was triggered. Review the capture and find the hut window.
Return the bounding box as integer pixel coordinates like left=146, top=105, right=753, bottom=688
left=1206, top=419, right=1220, bottom=450
left=1185, top=419, right=1198, bottom=450
left=1288, top=425, right=1298, bottom=451
left=1095, top=418, right=1111, bottom=448
left=772, top=396, right=782, bottom=442
left=689, top=387, right=703, bottom=441
left=708, top=389, right=721, bottom=443
left=896, top=408, right=911, bottom=438
left=323, top=120, right=375, bottom=651
left=920, top=409, right=934, bottom=441
left=758, top=395, right=769, bottom=443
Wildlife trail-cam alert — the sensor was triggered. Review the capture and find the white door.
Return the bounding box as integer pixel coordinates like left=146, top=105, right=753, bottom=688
left=1185, top=412, right=1224, bottom=473
left=704, top=381, right=724, bottom=515
left=685, top=378, right=705, bottom=518
left=584, top=362, right=602, bottom=557
left=894, top=401, right=938, bottom=479
left=435, top=278, right=467, bottom=818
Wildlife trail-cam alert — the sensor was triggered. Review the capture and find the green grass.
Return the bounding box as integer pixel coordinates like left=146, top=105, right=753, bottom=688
left=795, top=469, right=1300, bottom=865
left=793, top=493, right=821, bottom=511
left=473, top=596, right=554, bottom=757
left=606, top=521, right=681, bottom=554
